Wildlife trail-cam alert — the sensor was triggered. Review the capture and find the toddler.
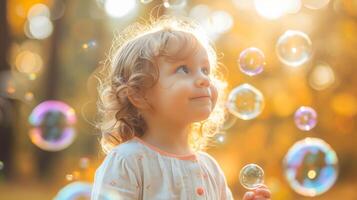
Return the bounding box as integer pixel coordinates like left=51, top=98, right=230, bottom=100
left=91, top=16, right=271, bottom=200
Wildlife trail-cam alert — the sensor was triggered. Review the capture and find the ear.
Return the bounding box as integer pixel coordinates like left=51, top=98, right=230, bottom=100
left=127, top=93, right=150, bottom=110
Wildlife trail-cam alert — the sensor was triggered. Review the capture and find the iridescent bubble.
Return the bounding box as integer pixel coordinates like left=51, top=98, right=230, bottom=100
left=28, top=100, right=77, bottom=151
left=226, top=83, right=265, bottom=120
left=239, top=164, right=265, bottom=189
left=54, top=182, right=91, bottom=199
left=238, top=47, right=265, bottom=76
left=294, top=106, right=317, bottom=131
left=283, top=137, right=339, bottom=197
left=276, top=30, right=312, bottom=67
left=54, top=182, right=119, bottom=200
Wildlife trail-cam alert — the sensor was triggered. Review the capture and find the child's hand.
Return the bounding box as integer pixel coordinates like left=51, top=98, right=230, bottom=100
left=242, top=184, right=271, bottom=200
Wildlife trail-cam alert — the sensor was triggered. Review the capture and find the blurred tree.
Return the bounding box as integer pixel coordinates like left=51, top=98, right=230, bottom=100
left=0, top=0, right=15, bottom=180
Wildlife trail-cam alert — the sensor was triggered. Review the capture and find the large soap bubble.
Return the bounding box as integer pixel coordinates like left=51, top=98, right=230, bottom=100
left=276, top=30, right=312, bottom=67
left=28, top=100, right=77, bottom=151
left=226, top=83, right=265, bottom=120
left=283, top=137, right=339, bottom=197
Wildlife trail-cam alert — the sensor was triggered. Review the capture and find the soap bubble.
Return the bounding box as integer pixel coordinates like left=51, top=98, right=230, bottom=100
left=294, top=106, right=317, bottom=131
left=238, top=47, right=265, bottom=76
left=54, top=181, right=121, bottom=199
left=239, top=163, right=265, bottom=189
left=54, top=182, right=92, bottom=199
left=276, top=30, right=312, bottom=67
left=28, top=100, right=77, bottom=151
left=283, top=137, right=339, bottom=197
left=226, top=83, right=265, bottom=120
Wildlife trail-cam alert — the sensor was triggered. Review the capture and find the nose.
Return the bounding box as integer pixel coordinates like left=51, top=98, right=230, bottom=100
left=195, top=75, right=210, bottom=88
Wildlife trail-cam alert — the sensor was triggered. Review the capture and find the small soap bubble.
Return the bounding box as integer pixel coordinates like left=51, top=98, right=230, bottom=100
left=238, top=47, right=265, bottom=76
left=239, top=163, right=265, bottom=189
left=294, top=106, right=317, bottom=131
left=226, top=83, right=265, bottom=120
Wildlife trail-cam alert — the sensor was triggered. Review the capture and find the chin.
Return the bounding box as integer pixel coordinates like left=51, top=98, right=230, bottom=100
left=191, top=110, right=212, bottom=122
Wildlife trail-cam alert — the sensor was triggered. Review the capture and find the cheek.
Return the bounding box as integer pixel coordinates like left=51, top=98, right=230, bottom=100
left=210, top=85, right=218, bottom=108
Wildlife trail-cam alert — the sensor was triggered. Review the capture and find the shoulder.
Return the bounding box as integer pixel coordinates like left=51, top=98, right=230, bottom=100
left=196, top=151, right=222, bottom=170
left=110, top=139, right=145, bottom=157
left=102, top=139, right=145, bottom=167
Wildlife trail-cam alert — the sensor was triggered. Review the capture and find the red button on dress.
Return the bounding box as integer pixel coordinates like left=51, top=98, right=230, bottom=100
left=196, top=187, right=204, bottom=196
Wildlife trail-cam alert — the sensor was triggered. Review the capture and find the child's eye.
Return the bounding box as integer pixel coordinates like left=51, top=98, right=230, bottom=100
left=202, top=67, right=210, bottom=75
left=175, top=65, right=189, bottom=74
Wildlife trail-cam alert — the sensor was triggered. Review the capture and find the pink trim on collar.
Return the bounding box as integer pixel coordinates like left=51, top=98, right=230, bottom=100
left=133, top=136, right=197, bottom=161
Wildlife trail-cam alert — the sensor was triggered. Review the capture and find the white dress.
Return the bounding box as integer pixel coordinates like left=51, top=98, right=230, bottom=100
left=91, top=136, right=234, bottom=200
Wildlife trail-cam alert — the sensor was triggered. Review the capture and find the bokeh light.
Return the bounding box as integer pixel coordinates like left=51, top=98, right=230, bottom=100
left=303, top=0, right=330, bottom=10
left=163, top=0, right=187, bottom=9
left=254, top=0, right=302, bottom=19
left=276, top=30, right=313, bottom=67
left=239, top=163, right=265, bottom=189
left=28, top=100, right=77, bottom=151
left=283, top=137, right=339, bottom=197
left=214, top=132, right=226, bottom=144
left=15, top=50, right=43, bottom=74
left=140, top=0, right=154, bottom=4
left=104, top=0, right=137, bottom=18
left=79, top=157, right=90, bottom=169
left=27, top=15, right=53, bottom=39
left=309, top=62, right=335, bottom=91
left=226, top=83, right=265, bottom=120
left=189, top=5, right=233, bottom=41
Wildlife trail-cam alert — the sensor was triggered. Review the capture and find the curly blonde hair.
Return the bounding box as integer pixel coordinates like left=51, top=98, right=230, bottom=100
left=95, top=16, right=228, bottom=154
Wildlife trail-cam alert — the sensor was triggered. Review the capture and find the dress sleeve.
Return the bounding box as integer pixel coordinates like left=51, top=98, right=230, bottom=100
left=203, top=152, right=234, bottom=200
left=91, top=151, right=142, bottom=200
left=218, top=167, right=234, bottom=200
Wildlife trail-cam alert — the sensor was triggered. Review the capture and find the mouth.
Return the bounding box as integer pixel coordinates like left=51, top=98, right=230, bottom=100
left=190, top=96, right=211, bottom=100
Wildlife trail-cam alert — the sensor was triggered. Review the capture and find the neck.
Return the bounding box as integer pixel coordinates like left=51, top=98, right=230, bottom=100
left=140, top=115, right=194, bottom=156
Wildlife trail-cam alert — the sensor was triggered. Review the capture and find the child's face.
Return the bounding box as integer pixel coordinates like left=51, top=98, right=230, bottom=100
left=144, top=44, right=218, bottom=125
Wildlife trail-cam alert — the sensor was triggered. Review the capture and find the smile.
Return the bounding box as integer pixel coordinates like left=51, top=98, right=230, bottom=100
left=190, top=96, right=211, bottom=100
